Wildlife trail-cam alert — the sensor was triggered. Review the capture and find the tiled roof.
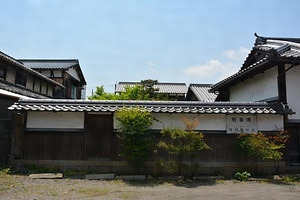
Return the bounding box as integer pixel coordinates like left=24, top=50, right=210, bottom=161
left=115, top=82, right=188, bottom=94
left=188, top=84, right=217, bottom=102
left=211, top=34, right=300, bottom=91
left=8, top=99, right=292, bottom=115
left=0, top=51, right=64, bottom=88
left=0, top=79, right=48, bottom=99
left=18, top=59, right=79, bottom=69
left=19, top=59, right=87, bottom=85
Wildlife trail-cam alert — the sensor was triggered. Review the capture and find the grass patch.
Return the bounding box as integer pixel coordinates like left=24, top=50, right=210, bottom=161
left=76, top=187, right=110, bottom=196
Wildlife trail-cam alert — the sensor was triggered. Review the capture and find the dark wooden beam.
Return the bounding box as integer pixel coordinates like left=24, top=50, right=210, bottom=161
left=277, top=63, right=287, bottom=104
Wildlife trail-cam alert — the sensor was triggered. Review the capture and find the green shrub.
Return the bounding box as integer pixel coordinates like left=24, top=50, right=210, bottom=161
left=116, top=107, right=154, bottom=169
left=157, top=118, right=210, bottom=176
left=235, top=171, right=251, bottom=181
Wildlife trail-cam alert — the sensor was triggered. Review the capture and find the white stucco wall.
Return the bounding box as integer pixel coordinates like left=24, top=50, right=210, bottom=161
left=257, top=114, right=284, bottom=131
left=114, top=113, right=284, bottom=133
left=230, top=67, right=278, bottom=102
left=26, top=111, right=84, bottom=129
left=67, top=68, right=80, bottom=82
left=113, top=113, right=226, bottom=131
left=286, top=64, right=300, bottom=120
left=40, top=70, right=51, bottom=77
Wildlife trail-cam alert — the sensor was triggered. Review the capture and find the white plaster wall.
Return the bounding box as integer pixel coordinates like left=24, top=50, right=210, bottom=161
left=114, top=113, right=227, bottom=131
left=26, top=111, right=84, bottom=129
left=286, top=64, right=300, bottom=120
left=40, top=70, right=51, bottom=77
left=67, top=68, right=80, bottom=81
left=230, top=67, right=278, bottom=102
left=257, top=114, right=283, bottom=131
left=53, top=70, right=62, bottom=77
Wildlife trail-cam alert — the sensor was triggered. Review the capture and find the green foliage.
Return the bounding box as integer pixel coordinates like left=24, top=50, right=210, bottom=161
left=88, top=79, right=168, bottom=100
left=116, top=108, right=154, bottom=169
left=157, top=118, right=210, bottom=176
left=237, top=131, right=289, bottom=161
left=235, top=171, right=251, bottom=181
left=0, top=167, right=11, bottom=175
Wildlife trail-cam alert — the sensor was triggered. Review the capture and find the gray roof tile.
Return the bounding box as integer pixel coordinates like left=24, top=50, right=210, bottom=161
left=115, top=82, right=188, bottom=94
left=18, top=59, right=79, bottom=69
left=8, top=99, right=292, bottom=115
left=188, top=84, right=217, bottom=102
left=0, top=51, right=64, bottom=88
left=211, top=34, right=300, bottom=92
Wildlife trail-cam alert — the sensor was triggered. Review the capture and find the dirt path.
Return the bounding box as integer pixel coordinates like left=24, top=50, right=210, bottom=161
left=1, top=174, right=299, bottom=200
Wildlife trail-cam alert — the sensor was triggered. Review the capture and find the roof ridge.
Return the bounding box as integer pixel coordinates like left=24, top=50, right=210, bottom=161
left=255, top=33, right=300, bottom=46
left=18, top=59, right=79, bottom=62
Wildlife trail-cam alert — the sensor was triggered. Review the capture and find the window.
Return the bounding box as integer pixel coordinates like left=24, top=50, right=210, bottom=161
left=0, top=65, right=6, bottom=80
left=71, top=85, right=77, bottom=99
left=15, top=71, right=27, bottom=86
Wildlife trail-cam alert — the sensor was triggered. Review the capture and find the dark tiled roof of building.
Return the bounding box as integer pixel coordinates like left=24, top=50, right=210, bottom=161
left=0, top=51, right=64, bottom=88
left=115, top=82, right=188, bottom=94
left=18, top=59, right=79, bottom=69
left=0, top=79, right=48, bottom=99
left=8, top=99, right=292, bottom=115
left=211, top=33, right=300, bottom=92
left=18, top=59, right=87, bottom=85
left=188, top=84, right=217, bottom=102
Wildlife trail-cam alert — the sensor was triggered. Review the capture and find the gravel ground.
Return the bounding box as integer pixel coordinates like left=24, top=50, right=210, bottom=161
left=0, top=174, right=300, bottom=200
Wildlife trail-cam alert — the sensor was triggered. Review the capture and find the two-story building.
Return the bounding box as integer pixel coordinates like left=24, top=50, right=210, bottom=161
left=18, top=59, right=87, bottom=99
left=210, top=33, right=300, bottom=168
left=0, top=51, right=65, bottom=164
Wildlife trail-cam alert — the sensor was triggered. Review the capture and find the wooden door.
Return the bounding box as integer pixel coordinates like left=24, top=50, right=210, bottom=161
left=85, top=114, right=113, bottom=160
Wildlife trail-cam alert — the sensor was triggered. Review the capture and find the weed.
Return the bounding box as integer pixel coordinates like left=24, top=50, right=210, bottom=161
left=235, top=171, right=251, bottom=181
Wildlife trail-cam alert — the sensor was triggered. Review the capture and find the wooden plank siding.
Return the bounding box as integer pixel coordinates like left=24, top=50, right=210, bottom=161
left=23, top=131, right=85, bottom=160
left=17, top=113, right=282, bottom=165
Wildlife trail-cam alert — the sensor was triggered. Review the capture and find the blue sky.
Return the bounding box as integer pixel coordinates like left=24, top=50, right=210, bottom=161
left=1, top=0, right=300, bottom=96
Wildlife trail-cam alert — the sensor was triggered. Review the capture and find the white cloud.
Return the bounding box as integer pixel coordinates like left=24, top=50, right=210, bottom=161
left=184, top=60, right=237, bottom=79
left=224, top=46, right=250, bottom=61
left=183, top=47, right=250, bottom=83
left=147, top=61, right=155, bottom=66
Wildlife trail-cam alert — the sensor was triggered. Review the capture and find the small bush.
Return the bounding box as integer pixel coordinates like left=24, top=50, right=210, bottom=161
left=235, top=171, right=251, bottom=181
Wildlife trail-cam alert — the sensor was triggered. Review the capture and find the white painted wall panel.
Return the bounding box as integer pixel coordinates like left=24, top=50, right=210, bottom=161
left=26, top=111, right=84, bottom=129
left=257, top=114, right=283, bottom=131
left=66, top=68, right=80, bottom=81
left=114, top=113, right=226, bottom=131
left=286, top=64, right=300, bottom=120
left=230, top=67, right=278, bottom=102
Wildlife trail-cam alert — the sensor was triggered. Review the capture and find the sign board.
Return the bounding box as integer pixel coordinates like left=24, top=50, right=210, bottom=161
left=226, top=115, right=257, bottom=134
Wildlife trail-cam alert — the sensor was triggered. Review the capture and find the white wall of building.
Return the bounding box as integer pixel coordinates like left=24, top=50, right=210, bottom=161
left=230, top=67, right=278, bottom=102
left=257, top=114, right=284, bottom=131
left=67, top=67, right=80, bottom=82
left=114, top=112, right=283, bottom=133
left=286, top=64, right=300, bottom=120
left=26, top=111, right=84, bottom=129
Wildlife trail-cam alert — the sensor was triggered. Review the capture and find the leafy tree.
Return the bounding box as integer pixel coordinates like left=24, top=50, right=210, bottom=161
left=115, top=108, right=154, bottom=170
left=157, top=117, right=210, bottom=176
left=88, top=79, right=168, bottom=100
